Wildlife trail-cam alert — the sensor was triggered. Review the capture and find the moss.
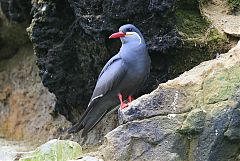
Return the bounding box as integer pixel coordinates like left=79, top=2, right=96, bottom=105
left=227, top=0, right=240, bottom=13
left=19, top=139, right=83, bottom=161
left=178, top=108, right=206, bottom=135
left=206, top=29, right=228, bottom=51
left=176, top=9, right=209, bottom=38
left=203, top=65, right=240, bottom=105
left=169, top=0, right=229, bottom=78
left=0, top=17, right=30, bottom=59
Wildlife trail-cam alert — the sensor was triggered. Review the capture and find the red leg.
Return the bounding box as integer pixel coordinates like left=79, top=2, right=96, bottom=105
left=118, top=93, right=128, bottom=110
left=128, top=96, right=133, bottom=102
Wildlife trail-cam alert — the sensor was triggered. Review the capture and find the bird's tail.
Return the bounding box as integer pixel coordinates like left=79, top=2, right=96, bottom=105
left=68, top=95, right=118, bottom=137
left=67, top=109, right=107, bottom=137
left=68, top=122, right=84, bottom=134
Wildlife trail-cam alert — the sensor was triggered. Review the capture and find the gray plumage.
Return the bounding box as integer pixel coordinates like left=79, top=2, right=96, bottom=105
left=68, top=24, right=151, bottom=136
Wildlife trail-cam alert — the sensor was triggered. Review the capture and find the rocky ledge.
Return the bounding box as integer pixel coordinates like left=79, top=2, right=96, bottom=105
left=93, top=43, right=240, bottom=161
left=14, top=41, right=240, bottom=161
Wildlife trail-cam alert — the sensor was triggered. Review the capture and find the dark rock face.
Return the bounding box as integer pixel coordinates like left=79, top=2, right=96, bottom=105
left=27, top=0, right=179, bottom=122
left=102, top=115, right=188, bottom=161
left=0, top=0, right=31, bottom=60
left=118, top=88, right=190, bottom=124
left=0, top=0, right=31, bottom=22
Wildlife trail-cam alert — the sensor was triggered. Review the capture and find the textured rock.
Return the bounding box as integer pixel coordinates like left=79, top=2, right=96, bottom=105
left=1, top=0, right=229, bottom=129
left=0, top=44, right=71, bottom=141
left=0, top=0, right=31, bottom=22
left=102, top=115, right=187, bottom=161
left=19, top=139, right=82, bottom=161
left=0, top=15, right=30, bottom=60
left=0, top=42, right=117, bottom=148
left=178, top=108, right=206, bottom=135
left=26, top=0, right=179, bottom=123
left=69, top=156, right=104, bottom=161
left=97, top=44, right=240, bottom=161
left=118, top=88, right=190, bottom=124
left=29, top=0, right=232, bottom=126
left=0, top=0, right=235, bottom=154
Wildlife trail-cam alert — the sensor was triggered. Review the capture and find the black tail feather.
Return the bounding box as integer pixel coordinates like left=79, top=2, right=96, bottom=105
left=68, top=122, right=84, bottom=134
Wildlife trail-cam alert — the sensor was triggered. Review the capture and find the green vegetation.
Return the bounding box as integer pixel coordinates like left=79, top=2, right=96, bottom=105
left=227, top=0, right=240, bottom=13
left=168, top=0, right=229, bottom=79
left=19, top=139, right=82, bottom=161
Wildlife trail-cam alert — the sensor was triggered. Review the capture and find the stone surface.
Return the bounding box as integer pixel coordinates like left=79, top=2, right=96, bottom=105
left=102, top=115, right=187, bottom=161
left=97, top=44, right=240, bottom=161
left=0, top=42, right=116, bottom=148
left=2, top=0, right=231, bottom=132
left=178, top=108, right=206, bottom=135
left=0, top=0, right=238, bottom=159
left=118, top=88, right=190, bottom=124
left=25, top=0, right=230, bottom=125
left=0, top=138, right=33, bottom=161
left=0, top=0, right=32, bottom=22
left=0, top=14, right=30, bottom=60
left=69, top=156, right=104, bottom=161
left=202, top=0, right=240, bottom=38
left=19, top=139, right=82, bottom=161
left=0, top=45, right=71, bottom=142
left=26, top=0, right=179, bottom=123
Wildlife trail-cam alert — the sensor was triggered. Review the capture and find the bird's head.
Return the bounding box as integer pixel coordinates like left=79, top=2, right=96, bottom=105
left=109, top=24, right=145, bottom=45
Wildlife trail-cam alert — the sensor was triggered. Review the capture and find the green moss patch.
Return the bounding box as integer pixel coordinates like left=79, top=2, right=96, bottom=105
left=227, top=0, right=240, bottom=14
left=19, top=139, right=82, bottom=161
left=168, top=0, right=229, bottom=78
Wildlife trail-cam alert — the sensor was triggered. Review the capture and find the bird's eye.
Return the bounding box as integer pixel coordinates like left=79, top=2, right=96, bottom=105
left=127, top=28, right=132, bottom=32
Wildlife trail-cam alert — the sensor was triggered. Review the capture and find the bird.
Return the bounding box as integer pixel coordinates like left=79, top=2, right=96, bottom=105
left=68, top=24, right=151, bottom=136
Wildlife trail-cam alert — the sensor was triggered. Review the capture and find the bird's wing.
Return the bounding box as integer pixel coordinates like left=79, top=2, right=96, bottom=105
left=68, top=54, right=127, bottom=134
left=89, top=54, right=126, bottom=105
left=81, top=54, right=126, bottom=120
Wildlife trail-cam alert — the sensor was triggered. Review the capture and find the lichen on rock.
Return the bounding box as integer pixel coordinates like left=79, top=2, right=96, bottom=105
left=19, top=139, right=82, bottom=161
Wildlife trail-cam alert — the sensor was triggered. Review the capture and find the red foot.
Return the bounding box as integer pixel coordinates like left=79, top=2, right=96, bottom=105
left=120, top=102, right=128, bottom=110
left=118, top=93, right=129, bottom=110
left=128, top=96, right=133, bottom=102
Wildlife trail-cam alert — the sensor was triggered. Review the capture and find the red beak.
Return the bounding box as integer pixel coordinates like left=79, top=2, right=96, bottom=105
left=109, top=32, right=126, bottom=39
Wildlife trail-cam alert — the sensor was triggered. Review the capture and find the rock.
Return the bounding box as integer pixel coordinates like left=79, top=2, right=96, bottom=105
left=0, top=138, right=33, bottom=161
left=0, top=12, right=30, bottom=60
left=0, top=0, right=32, bottom=22
left=0, top=46, right=72, bottom=142
left=178, top=108, right=206, bottom=135
left=0, top=0, right=234, bottom=153
left=19, top=139, right=82, bottom=161
left=26, top=0, right=179, bottom=123
left=101, top=115, right=187, bottom=161
left=68, top=156, right=104, bottom=161
left=25, top=0, right=229, bottom=125
left=224, top=24, right=240, bottom=37
left=97, top=44, right=240, bottom=161
left=118, top=88, right=190, bottom=124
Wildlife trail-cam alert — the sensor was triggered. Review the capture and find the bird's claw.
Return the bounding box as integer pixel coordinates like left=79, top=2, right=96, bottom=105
left=120, top=103, right=128, bottom=110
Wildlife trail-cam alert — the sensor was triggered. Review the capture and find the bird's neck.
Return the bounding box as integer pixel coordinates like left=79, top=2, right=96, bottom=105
left=120, top=43, right=148, bottom=63
left=121, top=42, right=146, bottom=52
